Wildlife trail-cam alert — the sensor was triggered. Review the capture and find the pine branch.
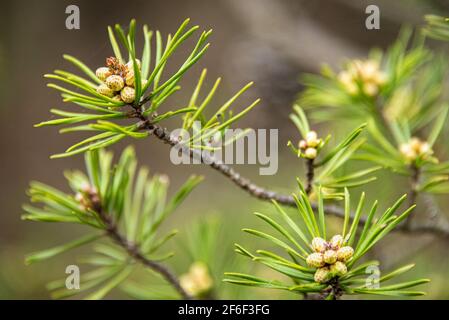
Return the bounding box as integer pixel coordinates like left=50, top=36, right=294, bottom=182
left=305, top=158, right=315, bottom=195
left=133, top=115, right=449, bottom=239
left=404, top=164, right=421, bottom=227
left=93, top=195, right=192, bottom=300
left=136, top=118, right=295, bottom=204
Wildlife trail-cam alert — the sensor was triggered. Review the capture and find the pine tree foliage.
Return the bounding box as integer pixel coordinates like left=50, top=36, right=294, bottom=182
left=23, top=16, right=449, bottom=300
left=288, top=105, right=379, bottom=198
left=224, top=184, right=429, bottom=299
left=37, top=19, right=259, bottom=158
left=298, top=28, right=449, bottom=193
left=24, top=147, right=202, bottom=299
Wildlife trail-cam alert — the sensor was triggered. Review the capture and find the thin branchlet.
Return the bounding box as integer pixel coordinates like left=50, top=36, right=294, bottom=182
left=88, top=191, right=192, bottom=300
left=305, top=158, right=315, bottom=195
left=403, top=164, right=421, bottom=229
left=129, top=103, right=449, bottom=238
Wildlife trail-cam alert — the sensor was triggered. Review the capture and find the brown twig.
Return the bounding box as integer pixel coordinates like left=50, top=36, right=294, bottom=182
left=302, top=157, right=315, bottom=301
left=130, top=106, right=449, bottom=238
left=409, top=164, right=420, bottom=206
left=305, top=158, right=315, bottom=195
left=404, top=164, right=420, bottom=228
left=90, top=192, right=192, bottom=300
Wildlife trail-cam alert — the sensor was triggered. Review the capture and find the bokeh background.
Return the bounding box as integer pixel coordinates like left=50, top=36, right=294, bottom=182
left=1, top=0, right=449, bottom=299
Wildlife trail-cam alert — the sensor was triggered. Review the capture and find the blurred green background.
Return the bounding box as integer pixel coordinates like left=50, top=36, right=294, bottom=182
left=1, top=0, right=449, bottom=299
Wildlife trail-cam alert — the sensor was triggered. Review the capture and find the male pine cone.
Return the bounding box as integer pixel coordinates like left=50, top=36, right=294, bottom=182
left=307, top=235, right=353, bottom=283
left=95, top=57, right=144, bottom=104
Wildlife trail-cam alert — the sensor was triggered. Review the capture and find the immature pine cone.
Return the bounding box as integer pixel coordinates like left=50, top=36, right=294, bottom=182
left=330, top=234, right=344, bottom=249
left=120, top=86, right=136, bottom=103
left=305, top=148, right=317, bottom=159
left=311, top=237, right=327, bottom=253
left=96, top=67, right=111, bottom=81
left=306, top=131, right=320, bottom=148
left=337, top=246, right=354, bottom=262
left=180, top=262, right=213, bottom=297
left=306, top=252, right=325, bottom=268
left=96, top=83, right=114, bottom=97
left=323, top=250, right=337, bottom=264
left=299, top=140, right=307, bottom=149
left=330, top=261, right=347, bottom=276
left=338, top=59, right=387, bottom=97
left=125, top=71, right=135, bottom=87
left=106, top=75, right=125, bottom=91
left=314, top=267, right=331, bottom=283
left=400, top=137, right=433, bottom=162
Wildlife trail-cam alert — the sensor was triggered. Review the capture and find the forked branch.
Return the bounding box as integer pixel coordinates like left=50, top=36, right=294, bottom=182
left=134, top=115, right=449, bottom=239
left=92, top=197, right=192, bottom=300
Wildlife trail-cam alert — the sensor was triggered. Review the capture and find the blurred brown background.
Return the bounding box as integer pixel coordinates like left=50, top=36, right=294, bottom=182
left=1, top=0, right=449, bottom=299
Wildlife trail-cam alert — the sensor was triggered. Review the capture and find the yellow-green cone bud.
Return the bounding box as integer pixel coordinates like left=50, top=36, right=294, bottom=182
left=363, top=82, right=378, bottom=97
left=306, top=131, right=320, bottom=148
left=180, top=262, right=213, bottom=297
left=304, top=148, right=317, bottom=159
left=330, top=234, right=344, bottom=249
left=96, top=67, right=111, bottom=81
left=306, top=131, right=317, bottom=142
left=330, top=261, right=347, bottom=276
left=106, top=75, right=125, bottom=91
left=323, top=250, right=337, bottom=264
left=311, top=237, right=327, bottom=253
left=125, top=71, right=135, bottom=87
left=337, top=246, right=354, bottom=262
left=96, top=83, right=114, bottom=97
left=306, top=252, right=325, bottom=268
left=314, top=267, right=330, bottom=283
left=120, top=86, right=136, bottom=103
left=307, top=138, right=320, bottom=148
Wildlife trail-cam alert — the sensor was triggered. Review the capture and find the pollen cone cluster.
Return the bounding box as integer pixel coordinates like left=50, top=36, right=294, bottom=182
left=400, top=137, right=433, bottom=163
left=306, top=235, right=354, bottom=283
left=298, top=131, right=322, bottom=160
left=179, top=262, right=213, bottom=297
left=337, top=59, right=387, bottom=97
left=95, top=57, right=147, bottom=104
left=74, top=183, right=99, bottom=211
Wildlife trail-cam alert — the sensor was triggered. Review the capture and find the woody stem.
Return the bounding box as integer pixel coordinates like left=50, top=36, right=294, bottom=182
left=305, top=158, right=315, bottom=195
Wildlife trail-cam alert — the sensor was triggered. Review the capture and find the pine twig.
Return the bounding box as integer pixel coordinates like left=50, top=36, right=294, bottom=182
left=92, top=196, right=192, bottom=300
left=132, top=110, right=449, bottom=239
left=305, top=158, right=315, bottom=195
left=404, top=164, right=421, bottom=228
